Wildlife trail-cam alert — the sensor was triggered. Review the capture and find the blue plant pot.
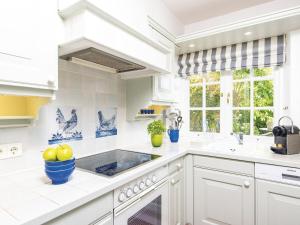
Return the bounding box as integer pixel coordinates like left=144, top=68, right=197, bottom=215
left=168, top=129, right=179, bottom=143
left=45, top=167, right=75, bottom=185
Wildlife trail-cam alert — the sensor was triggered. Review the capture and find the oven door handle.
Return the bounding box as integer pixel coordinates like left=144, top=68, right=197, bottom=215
left=115, top=198, right=142, bottom=217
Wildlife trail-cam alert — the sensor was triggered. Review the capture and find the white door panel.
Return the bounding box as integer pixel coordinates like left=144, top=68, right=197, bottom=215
left=194, top=168, right=254, bottom=225
left=257, top=179, right=300, bottom=225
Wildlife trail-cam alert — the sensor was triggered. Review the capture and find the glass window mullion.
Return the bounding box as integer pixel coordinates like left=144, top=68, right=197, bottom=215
left=250, top=69, right=254, bottom=135
left=203, top=79, right=207, bottom=132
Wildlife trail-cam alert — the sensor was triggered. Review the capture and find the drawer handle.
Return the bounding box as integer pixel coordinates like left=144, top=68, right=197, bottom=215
left=244, top=181, right=250, bottom=188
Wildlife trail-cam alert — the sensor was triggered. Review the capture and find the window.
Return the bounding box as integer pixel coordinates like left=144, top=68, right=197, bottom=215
left=189, top=68, right=275, bottom=136
left=190, top=72, right=220, bottom=133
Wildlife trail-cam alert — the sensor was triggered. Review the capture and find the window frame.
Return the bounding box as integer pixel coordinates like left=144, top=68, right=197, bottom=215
left=189, top=67, right=284, bottom=136
left=190, top=73, right=221, bottom=133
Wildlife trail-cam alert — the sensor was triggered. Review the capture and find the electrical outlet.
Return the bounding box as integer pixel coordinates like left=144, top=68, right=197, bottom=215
left=0, top=143, right=22, bottom=159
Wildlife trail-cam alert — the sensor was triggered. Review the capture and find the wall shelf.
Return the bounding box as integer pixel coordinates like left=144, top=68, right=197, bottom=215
left=134, top=114, right=163, bottom=120
left=0, top=95, right=50, bottom=128
left=0, top=116, right=35, bottom=128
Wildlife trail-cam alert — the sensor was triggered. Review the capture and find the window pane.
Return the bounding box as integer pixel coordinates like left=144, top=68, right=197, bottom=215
left=233, top=110, right=250, bottom=135
left=190, top=110, right=202, bottom=132
left=206, top=84, right=220, bottom=107
left=254, top=80, right=274, bottom=107
left=254, top=110, right=273, bottom=135
left=233, top=69, right=250, bottom=80
left=206, top=71, right=220, bottom=82
left=190, top=75, right=203, bottom=84
left=254, top=68, right=272, bottom=77
left=233, top=82, right=250, bottom=107
left=190, top=86, right=203, bottom=107
left=206, top=110, right=220, bottom=133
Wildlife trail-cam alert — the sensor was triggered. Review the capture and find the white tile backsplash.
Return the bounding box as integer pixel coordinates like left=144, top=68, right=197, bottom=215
left=0, top=60, right=149, bottom=164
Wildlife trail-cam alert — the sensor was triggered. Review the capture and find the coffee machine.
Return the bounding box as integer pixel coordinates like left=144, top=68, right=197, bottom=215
left=271, top=116, right=300, bottom=155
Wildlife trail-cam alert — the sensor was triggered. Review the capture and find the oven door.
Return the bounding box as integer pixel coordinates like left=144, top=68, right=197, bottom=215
left=114, top=179, right=169, bottom=225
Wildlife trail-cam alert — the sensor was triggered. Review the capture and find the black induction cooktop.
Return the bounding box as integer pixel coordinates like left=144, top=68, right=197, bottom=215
left=75, top=149, right=161, bottom=177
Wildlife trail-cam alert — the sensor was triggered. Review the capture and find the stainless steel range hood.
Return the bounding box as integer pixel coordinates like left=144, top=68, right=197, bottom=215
left=60, top=47, right=146, bottom=74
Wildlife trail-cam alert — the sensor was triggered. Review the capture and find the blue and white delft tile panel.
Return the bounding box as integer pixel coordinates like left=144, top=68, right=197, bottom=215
left=48, top=107, right=83, bottom=145
left=96, top=107, right=117, bottom=138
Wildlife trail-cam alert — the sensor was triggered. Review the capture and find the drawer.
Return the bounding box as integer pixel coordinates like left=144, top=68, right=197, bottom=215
left=193, top=155, right=254, bottom=176
left=169, top=157, right=184, bottom=174
left=45, top=192, right=113, bottom=225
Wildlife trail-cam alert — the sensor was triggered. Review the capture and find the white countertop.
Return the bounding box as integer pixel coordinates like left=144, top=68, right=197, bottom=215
left=1, top=138, right=300, bottom=225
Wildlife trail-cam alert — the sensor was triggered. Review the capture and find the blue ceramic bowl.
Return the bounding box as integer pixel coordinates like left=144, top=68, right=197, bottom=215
left=45, top=162, right=75, bottom=171
left=45, top=158, right=75, bottom=166
left=45, top=166, right=75, bottom=185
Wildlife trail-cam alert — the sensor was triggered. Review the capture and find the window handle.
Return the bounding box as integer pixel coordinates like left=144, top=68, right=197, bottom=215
left=227, top=93, right=230, bottom=104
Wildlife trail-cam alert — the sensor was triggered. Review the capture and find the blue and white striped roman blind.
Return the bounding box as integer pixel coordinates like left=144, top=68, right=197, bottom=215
left=177, top=35, right=286, bottom=77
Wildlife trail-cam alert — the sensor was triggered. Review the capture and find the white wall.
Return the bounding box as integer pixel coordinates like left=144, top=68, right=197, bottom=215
left=184, top=0, right=300, bottom=34
left=0, top=60, right=151, bottom=156
left=287, top=29, right=300, bottom=126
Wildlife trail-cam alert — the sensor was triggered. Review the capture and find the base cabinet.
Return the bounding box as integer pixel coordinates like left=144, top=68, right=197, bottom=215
left=169, top=169, right=184, bottom=225
left=256, top=180, right=300, bottom=225
left=194, top=168, right=254, bottom=225
left=44, top=193, right=113, bottom=225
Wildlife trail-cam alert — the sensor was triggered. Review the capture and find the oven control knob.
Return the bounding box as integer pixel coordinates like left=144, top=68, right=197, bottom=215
left=139, top=181, right=145, bottom=190
left=118, top=192, right=126, bottom=202
left=126, top=188, right=133, bottom=198
left=152, top=175, right=157, bottom=183
left=146, top=178, right=152, bottom=186
left=133, top=185, right=139, bottom=193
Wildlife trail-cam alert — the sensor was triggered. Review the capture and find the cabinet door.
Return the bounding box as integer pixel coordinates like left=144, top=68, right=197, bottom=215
left=0, top=0, right=58, bottom=90
left=194, top=168, right=254, bottom=225
left=169, top=170, right=184, bottom=225
left=153, top=74, right=175, bottom=103
left=257, top=180, right=300, bottom=225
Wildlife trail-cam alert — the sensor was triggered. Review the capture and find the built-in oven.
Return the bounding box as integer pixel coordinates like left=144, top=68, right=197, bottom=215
left=114, top=178, right=169, bottom=225
left=113, top=164, right=169, bottom=225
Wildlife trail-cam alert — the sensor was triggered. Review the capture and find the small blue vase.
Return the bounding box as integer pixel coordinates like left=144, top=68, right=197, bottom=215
left=168, top=129, right=179, bottom=143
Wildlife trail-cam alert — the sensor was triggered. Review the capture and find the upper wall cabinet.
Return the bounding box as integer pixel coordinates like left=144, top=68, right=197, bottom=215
left=57, top=0, right=172, bottom=78
left=0, top=0, right=59, bottom=98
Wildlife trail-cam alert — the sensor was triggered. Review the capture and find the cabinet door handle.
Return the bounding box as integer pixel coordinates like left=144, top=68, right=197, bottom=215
left=176, top=163, right=182, bottom=170
left=244, top=181, right=250, bottom=188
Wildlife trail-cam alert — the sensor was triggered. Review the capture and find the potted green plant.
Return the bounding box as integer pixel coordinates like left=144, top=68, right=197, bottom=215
left=147, top=120, right=166, bottom=147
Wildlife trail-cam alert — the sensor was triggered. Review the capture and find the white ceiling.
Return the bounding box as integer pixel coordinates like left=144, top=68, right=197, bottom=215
left=162, top=0, right=273, bottom=24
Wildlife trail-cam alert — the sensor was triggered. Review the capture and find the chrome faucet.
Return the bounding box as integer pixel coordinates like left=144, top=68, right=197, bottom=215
left=231, top=132, right=244, bottom=145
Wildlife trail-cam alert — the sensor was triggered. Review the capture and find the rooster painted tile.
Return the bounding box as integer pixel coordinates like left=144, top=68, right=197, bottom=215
left=96, top=108, right=117, bottom=138
left=48, top=107, right=83, bottom=144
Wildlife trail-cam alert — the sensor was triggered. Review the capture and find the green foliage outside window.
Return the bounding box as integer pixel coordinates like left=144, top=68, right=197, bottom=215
left=206, top=84, right=220, bottom=107
left=233, top=110, right=250, bottom=135
left=190, top=86, right=202, bottom=107
left=233, top=69, right=250, bottom=80
left=206, top=111, right=220, bottom=132
left=254, top=110, right=273, bottom=135
left=190, top=110, right=202, bottom=132
left=233, top=82, right=250, bottom=107
left=254, top=80, right=273, bottom=107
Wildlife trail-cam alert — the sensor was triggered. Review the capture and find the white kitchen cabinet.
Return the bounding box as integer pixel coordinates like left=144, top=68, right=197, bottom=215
left=44, top=193, right=113, bottom=225
left=153, top=74, right=175, bottom=103
left=256, top=179, right=300, bottom=225
left=169, top=157, right=184, bottom=225
left=0, top=0, right=59, bottom=97
left=194, top=168, right=255, bottom=225
left=169, top=169, right=184, bottom=225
